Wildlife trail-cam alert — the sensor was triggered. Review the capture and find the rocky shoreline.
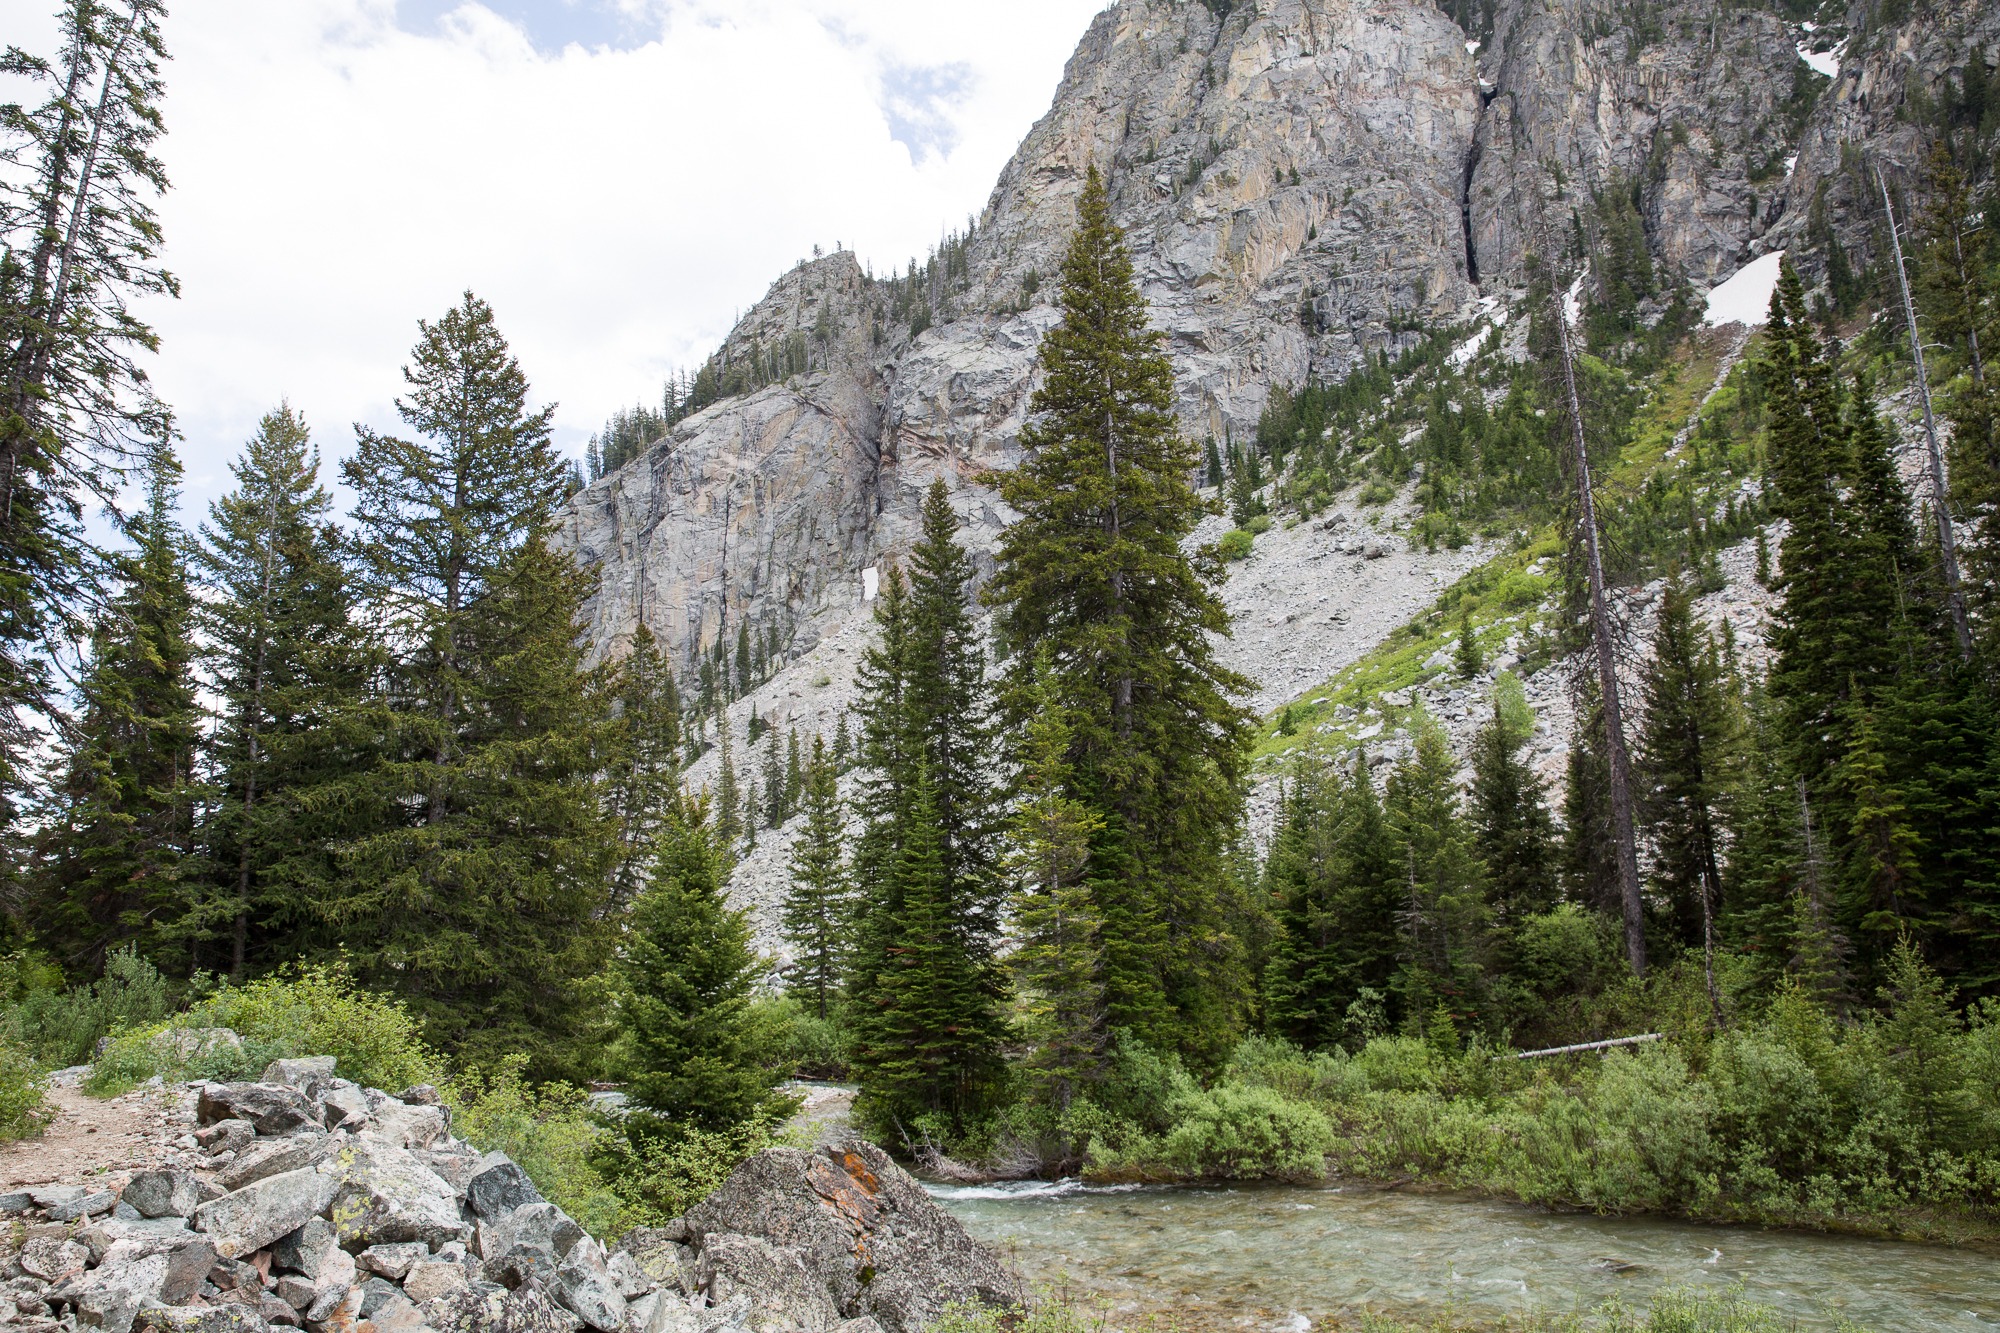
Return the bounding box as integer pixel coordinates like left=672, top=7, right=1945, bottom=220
left=0, top=1056, right=1021, bottom=1333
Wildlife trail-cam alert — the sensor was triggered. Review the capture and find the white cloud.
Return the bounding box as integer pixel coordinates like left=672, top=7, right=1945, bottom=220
left=25, top=0, right=1107, bottom=510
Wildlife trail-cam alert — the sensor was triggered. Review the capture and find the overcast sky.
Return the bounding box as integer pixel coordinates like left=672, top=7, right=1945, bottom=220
left=3, top=0, right=1109, bottom=516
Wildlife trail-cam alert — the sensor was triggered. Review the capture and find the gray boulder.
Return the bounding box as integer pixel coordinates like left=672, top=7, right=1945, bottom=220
left=67, top=1252, right=169, bottom=1333
left=258, top=1058, right=336, bottom=1102
left=270, top=1218, right=336, bottom=1278
left=195, top=1084, right=318, bottom=1137
left=321, top=1140, right=467, bottom=1249
left=611, top=1231, right=692, bottom=1296
left=417, top=1147, right=483, bottom=1199
left=49, top=1187, right=118, bottom=1221
left=96, top=1235, right=214, bottom=1305
left=476, top=1201, right=585, bottom=1289
left=192, top=1165, right=338, bottom=1259
left=76, top=1218, right=192, bottom=1266
left=504, top=1280, right=586, bottom=1333
left=402, top=1261, right=469, bottom=1305
left=355, top=1243, right=428, bottom=1282
left=135, top=1304, right=269, bottom=1333
left=195, top=1119, right=256, bottom=1154
left=696, top=1234, right=838, bottom=1333
left=684, top=1140, right=1020, bottom=1333
left=318, top=1083, right=370, bottom=1131
left=218, top=1135, right=330, bottom=1193
left=20, top=1237, right=90, bottom=1281
left=550, top=1238, right=627, bottom=1332
left=418, top=1282, right=509, bottom=1333
left=121, top=1170, right=204, bottom=1220
left=466, top=1152, right=543, bottom=1219
left=361, top=1100, right=449, bottom=1151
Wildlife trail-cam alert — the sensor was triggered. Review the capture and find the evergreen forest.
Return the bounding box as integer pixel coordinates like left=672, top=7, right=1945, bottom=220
left=7, top=0, right=2000, bottom=1274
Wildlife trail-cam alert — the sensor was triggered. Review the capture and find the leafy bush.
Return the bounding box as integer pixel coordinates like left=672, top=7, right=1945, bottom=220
left=2, top=947, right=175, bottom=1068
left=1162, top=1083, right=1333, bottom=1179
left=80, top=963, right=441, bottom=1096
left=1218, top=528, right=1255, bottom=561
left=594, top=1112, right=793, bottom=1228
left=447, top=1057, right=625, bottom=1236
left=753, top=995, right=848, bottom=1080
left=0, top=1037, right=49, bottom=1140
left=1244, top=513, right=1273, bottom=534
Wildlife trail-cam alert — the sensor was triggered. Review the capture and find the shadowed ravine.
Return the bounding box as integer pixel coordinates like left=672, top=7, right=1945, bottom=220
left=929, top=1180, right=2000, bottom=1331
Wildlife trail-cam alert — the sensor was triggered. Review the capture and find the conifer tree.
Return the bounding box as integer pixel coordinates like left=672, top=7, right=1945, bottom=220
left=193, top=406, right=366, bottom=976
left=785, top=728, right=804, bottom=811
left=714, top=714, right=741, bottom=848
left=1006, top=653, right=1107, bottom=1111
left=851, top=766, right=1005, bottom=1131
left=848, top=484, right=1007, bottom=1125
left=1636, top=578, right=1740, bottom=956
left=1263, top=751, right=1400, bottom=1047
left=615, top=792, right=783, bottom=1131
left=987, top=166, right=1254, bottom=1061
left=607, top=624, right=681, bottom=908
left=0, top=1, right=175, bottom=823
left=331, top=296, right=614, bottom=1074
left=1470, top=675, right=1556, bottom=927
left=27, top=444, right=201, bottom=972
left=761, top=734, right=786, bottom=828
left=783, top=738, right=850, bottom=1021
left=1387, top=714, right=1490, bottom=1021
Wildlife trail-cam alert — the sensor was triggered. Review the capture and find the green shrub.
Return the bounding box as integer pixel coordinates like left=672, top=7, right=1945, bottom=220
left=1244, top=513, right=1273, bottom=534
left=1218, top=528, right=1255, bottom=561
left=753, top=995, right=848, bottom=1080
left=595, top=1113, right=793, bottom=1229
left=2, top=947, right=174, bottom=1068
left=0, top=1037, right=49, bottom=1140
left=179, top=964, right=442, bottom=1092
left=1359, top=476, right=1397, bottom=506
left=447, top=1057, right=624, bottom=1236
left=1161, top=1083, right=1333, bottom=1179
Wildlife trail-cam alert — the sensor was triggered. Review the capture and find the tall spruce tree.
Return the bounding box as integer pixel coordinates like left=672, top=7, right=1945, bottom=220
left=1636, top=578, right=1740, bottom=955
left=1262, top=750, right=1401, bottom=1047
left=782, top=737, right=850, bottom=1021
left=851, top=766, right=1005, bottom=1132
left=986, top=166, right=1254, bottom=1062
left=0, top=1, right=176, bottom=827
left=27, top=444, right=200, bottom=971
left=1470, top=674, right=1557, bottom=928
left=1006, top=652, right=1107, bottom=1112
left=615, top=791, right=784, bottom=1132
left=607, top=624, right=682, bottom=908
left=848, top=483, right=1007, bottom=1127
left=331, top=296, right=615, bottom=1075
left=1387, top=713, right=1490, bottom=1023
left=193, top=406, right=366, bottom=976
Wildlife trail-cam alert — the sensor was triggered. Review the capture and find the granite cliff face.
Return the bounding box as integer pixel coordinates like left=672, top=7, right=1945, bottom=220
left=560, top=0, right=1986, bottom=917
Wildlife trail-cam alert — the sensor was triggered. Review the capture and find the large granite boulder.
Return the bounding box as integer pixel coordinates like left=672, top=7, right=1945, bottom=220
left=685, top=1139, right=1022, bottom=1333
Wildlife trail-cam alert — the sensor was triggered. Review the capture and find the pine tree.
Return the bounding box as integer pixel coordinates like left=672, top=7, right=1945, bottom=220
left=783, top=738, right=850, bottom=1021
left=1636, top=577, right=1740, bottom=955
left=714, top=714, right=741, bottom=847
left=1263, top=751, right=1401, bottom=1047
left=607, top=624, right=681, bottom=908
left=1455, top=610, right=1483, bottom=678
left=1387, top=713, right=1491, bottom=1023
left=0, top=1, right=176, bottom=825
left=192, top=406, right=366, bottom=976
left=986, top=166, right=1255, bottom=1061
left=851, top=766, right=1005, bottom=1132
left=1006, top=653, right=1107, bottom=1112
left=848, top=483, right=1007, bottom=1124
left=761, top=733, right=786, bottom=828
left=27, top=444, right=201, bottom=972
left=331, top=296, right=615, bottom=1075
left=1470, top=674, right=1557, bottom=928
left=785, top=728, right=804, bottom=811
left=615, top=792, right=784, bottom=1131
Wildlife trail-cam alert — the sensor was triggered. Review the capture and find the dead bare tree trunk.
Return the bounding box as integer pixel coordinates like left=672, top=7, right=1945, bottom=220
left=1877, top=166, right=1973, bottom=661
left=1550, top=276, right=1648, bottom=978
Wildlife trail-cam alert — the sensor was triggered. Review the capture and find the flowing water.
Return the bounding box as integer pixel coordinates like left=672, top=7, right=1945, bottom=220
left=930, top=1180, right=2000, bottom=1331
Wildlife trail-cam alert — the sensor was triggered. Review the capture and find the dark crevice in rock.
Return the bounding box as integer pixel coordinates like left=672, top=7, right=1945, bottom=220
left=1461, top=139, right=1484, bottom=286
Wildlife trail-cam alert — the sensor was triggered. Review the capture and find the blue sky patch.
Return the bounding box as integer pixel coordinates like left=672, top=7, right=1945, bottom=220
left=396, top=0, right=657, bottom=54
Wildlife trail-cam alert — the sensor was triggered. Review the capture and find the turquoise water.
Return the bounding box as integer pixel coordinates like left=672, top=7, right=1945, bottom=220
left=930, top=1179, right=2000, bottom=1331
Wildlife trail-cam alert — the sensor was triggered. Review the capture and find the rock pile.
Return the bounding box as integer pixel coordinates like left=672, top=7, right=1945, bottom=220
left=1, top=1057, right=1020, bottom=1333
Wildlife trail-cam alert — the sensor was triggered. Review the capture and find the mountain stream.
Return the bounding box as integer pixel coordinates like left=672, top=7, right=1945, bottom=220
left=929, top=1179, right=2000, bottom=1331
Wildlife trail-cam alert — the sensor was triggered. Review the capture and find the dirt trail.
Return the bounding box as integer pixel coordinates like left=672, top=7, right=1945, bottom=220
left=0, top=1072, right=193, bottom=1194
